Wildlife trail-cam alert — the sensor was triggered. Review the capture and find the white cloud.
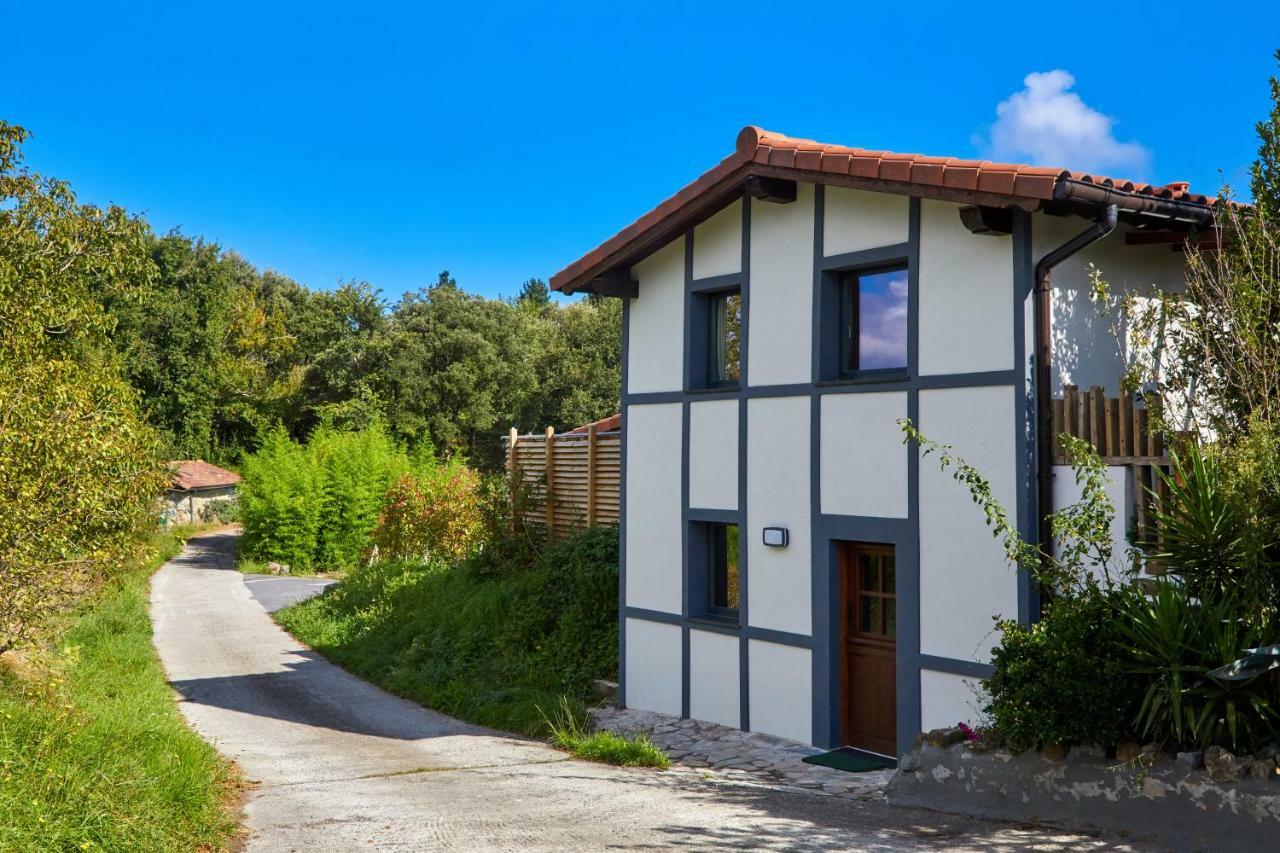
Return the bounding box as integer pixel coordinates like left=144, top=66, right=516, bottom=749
left=983, top=70, right=1149, bottom=176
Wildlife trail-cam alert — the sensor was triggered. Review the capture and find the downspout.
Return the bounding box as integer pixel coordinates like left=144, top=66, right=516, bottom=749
left=1033, top=204, right=1118, bottom=595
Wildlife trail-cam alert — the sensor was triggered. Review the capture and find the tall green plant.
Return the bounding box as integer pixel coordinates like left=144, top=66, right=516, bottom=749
left=1119, top=581, right=1279, bottom=753
left=311, top=422, right=407, bottom=570
left=0, top=122, right=166, bottom=652
left=238, top=429, right=321, bottom=569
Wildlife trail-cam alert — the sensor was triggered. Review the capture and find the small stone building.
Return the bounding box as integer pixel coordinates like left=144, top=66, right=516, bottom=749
left=165, top=460, right=240, bottom=525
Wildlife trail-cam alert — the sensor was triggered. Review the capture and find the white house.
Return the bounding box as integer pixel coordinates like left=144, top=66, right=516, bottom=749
left=549, top=126, right=1213, bottom=757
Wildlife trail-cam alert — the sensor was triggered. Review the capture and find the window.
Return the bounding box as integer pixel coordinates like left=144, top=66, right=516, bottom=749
left=840, top=266, right=907, bottom=375
left=690, top=521, right=739, bottom=618
left=707, top=290, right=742, bottom=386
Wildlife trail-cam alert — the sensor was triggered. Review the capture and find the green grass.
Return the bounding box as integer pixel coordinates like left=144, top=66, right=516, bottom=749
left=238, top=556, right=337, bottom=579
left=541, top=696, right=669, bottom=768
left=277, top=526, right=620, bottom=737
left=0, top=531, right=241, bottom=852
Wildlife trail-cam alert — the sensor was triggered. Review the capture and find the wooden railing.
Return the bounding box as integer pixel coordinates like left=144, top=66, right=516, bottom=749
left=505, top=425, right=621, bottom=537
left=1050, top=385, right=1177, bottom=571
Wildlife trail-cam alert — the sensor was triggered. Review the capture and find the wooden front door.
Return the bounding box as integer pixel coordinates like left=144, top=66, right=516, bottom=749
left=840, top=543, right=897, bottom=755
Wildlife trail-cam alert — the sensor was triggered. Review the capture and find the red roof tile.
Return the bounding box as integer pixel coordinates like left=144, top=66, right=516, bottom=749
left=170, top=460, right=241, bottom=491
left=569, top=413, right=622, bottom=433
left=550, top=126, right=1227, bottom=295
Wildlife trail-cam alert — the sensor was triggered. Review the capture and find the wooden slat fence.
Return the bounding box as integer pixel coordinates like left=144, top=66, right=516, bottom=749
left=505, top=425, right=621, bottom=537
left=1050, top=384, right=1179, bottom=570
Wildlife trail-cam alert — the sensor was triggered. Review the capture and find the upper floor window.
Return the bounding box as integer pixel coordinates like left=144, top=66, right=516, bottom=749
left=840, top=266, right=908, bottom=375
left=707, top=289, right=742, bottom=386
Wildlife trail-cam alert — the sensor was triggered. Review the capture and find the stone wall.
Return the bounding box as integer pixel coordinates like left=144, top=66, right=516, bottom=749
left=887, top=729, right=1280, bottom=851
left=164, top=486, right=237, bottom=525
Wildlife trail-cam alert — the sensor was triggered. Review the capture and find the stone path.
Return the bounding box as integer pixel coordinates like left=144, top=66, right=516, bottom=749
left=591, top=706, right=894, bottom=800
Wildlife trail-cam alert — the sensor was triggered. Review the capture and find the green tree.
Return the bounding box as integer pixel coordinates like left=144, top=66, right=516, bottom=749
left=0, top=122, right=166, bottom=651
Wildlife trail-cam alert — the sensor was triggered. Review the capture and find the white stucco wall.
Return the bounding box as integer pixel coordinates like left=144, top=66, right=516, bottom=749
left=918, top=199, right=1014, bottom=376
left=823, top=187, right=910, bottom=256
left=918, top=385, right=1018, bottom=662
left=1053, top=463, right=1134, bottom=579
left=625, top=618, right=682, bottom=716
left=748, top=184, right=814, bottom=386
left=746, top=395, right=811, bottom=635
left=920, top=670, right=984, bottom=731
left=689, top=629, right=740, bottom=728
left=1036, top=217, right=1189, bottom=395
left=624, top=403, right=683, bottom=613
left=819, top=391, right=908, bottom=518
left=688, top=399, right=738, bottom=510
left=692, top=200, right=742, bottom=280
left=748, top=640, right=812, bottom=743
left=627, top=237, right=685, bottom=394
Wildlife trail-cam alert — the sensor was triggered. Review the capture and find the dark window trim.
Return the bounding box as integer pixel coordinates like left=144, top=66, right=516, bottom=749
left=687, top=284, right=742, bottom=391
left=687, top=519, right=741, bottom=621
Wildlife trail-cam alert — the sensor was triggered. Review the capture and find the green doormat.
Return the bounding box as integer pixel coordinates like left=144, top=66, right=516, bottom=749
left=802, top=746, right=897, bottom=773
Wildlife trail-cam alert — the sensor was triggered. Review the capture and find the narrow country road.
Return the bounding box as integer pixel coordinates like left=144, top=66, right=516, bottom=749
left=150, top=531, right=1154, bottom=852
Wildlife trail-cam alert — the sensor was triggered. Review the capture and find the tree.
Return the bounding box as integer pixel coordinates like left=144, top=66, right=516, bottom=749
left=0, top=121, right=166, bottom=652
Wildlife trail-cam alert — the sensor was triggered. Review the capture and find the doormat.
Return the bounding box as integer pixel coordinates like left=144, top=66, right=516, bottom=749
left=802, top=746, right=896, bottom=773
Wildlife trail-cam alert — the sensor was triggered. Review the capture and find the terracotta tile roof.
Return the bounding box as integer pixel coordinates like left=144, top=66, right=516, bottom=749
left=551, top=126, right=1227, bottom=295
left=568, top=413, right=622, bottom=433
left=170, top=460, right=241, bottom=491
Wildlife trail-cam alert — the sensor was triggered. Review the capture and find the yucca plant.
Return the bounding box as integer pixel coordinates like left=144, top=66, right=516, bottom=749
left=1119, top=580, right=1280, bottom=753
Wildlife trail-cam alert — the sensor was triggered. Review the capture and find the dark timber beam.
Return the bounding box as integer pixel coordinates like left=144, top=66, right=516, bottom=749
left=586, top=268, right=638, bottom=298
left=745, top=175, right=797, bottom=204
left=959, top=205, right=1014, bottom=236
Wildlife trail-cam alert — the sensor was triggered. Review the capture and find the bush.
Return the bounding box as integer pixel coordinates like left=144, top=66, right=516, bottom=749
left=239, top=423, right=411, bottom=571
left=1118, top=579, right=1280, bottom=753
left=372, top=461, right=484, bottom=562
left=277, top=524, right=620, bottom=735
left=311, top=423, right=408, bottom=570
left=239, top=428, right=322, bottom=569
left=985, top=593, right=1139, bottom=750
left=199, top=498, right=240, bottom=525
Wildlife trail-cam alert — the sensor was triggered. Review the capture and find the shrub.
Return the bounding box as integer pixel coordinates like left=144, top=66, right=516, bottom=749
left=239, top=428, right=322, bottom=569
left=1118, top=579, right=1280, bottom=753
left=311, top=423, right=408, bottom=570
left=372, top=461, right=484, bottom=563
left=985, top=593, right=1139, bottom=750
left=239, top=423, right=413, bottom=571
left=199, top=498, right=240, bottom=525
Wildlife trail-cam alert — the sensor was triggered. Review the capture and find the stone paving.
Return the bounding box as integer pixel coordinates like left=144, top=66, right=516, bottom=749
left=589, top=705, right=894, bottom=800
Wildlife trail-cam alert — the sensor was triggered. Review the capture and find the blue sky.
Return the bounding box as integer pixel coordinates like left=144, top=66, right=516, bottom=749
left=4, top=2, right=1278, bottom=301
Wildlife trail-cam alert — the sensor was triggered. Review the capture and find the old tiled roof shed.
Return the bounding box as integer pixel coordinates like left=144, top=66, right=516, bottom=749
left=169, top=460, right=241, bottom=492
left=551, top=125, right=1228, bottom=296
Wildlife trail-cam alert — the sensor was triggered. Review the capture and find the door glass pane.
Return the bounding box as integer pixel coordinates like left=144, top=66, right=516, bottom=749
left=859, top=595, right=881, bottom=634
left=886, top=598, right=896, bottom=637
left=859, top=554, right=879, bottom=592
left=857, top=269, right=908, bottom=370
left=883, top=555, right=896, bottom=593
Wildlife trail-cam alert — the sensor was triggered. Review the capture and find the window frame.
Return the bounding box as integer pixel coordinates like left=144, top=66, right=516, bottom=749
left=837, top=263, right=910, bottom=380
left=686, top=279, right=743, bottom=393
left=705, top=289, right=742, bottom=389
left=688, top=519, right=741, bottom=623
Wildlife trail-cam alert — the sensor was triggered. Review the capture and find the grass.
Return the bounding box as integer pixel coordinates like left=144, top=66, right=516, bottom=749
left=277, top=525, right=621, bottom=737
left=0, top=529, right=241, bottom=852
left=542, top=696, right=669, bottom=768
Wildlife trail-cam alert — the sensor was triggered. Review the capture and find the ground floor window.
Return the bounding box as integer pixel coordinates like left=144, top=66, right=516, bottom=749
left=690, top=521, right=739, bottom=618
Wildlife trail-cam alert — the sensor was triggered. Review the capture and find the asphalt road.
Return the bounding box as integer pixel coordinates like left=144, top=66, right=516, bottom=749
left=150, top=531, right=1156, bottom=852
left=241, top=573, right=336, bottom=613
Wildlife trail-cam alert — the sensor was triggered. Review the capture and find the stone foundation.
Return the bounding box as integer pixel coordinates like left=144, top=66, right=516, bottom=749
left=887, top=731, right=1280, bottom=851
